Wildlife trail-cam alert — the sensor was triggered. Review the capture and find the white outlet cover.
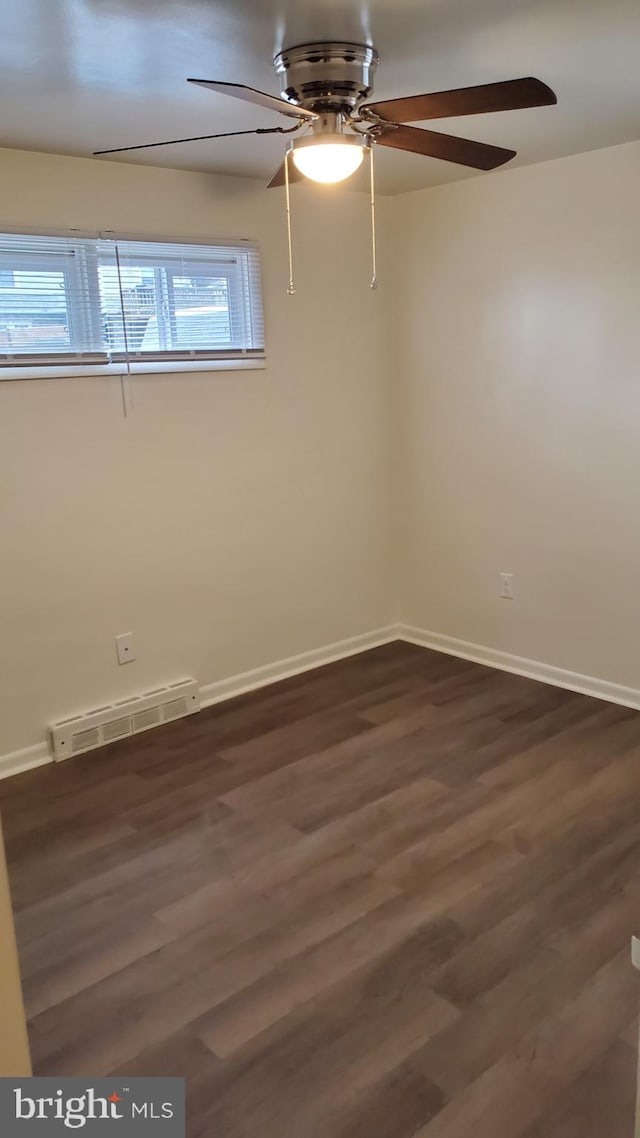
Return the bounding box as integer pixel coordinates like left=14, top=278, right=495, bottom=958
left=115, top=632, right=135, bottom=665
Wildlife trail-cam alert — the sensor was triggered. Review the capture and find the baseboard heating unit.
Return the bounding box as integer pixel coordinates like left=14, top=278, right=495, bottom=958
left=48, top=679, right=200, bottom=761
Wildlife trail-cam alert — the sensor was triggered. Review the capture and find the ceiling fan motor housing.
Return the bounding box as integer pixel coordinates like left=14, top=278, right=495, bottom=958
left=274, top=41, right=379, bottom=114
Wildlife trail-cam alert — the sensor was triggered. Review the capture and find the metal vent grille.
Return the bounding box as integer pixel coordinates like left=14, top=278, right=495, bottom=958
left=71, top=727, right=100, bottom=753
left=132, top=707, right=161, bottom=732
left=49, top=679, right=199, bottom=761
left=162, top=697, right=188, bottom=721
left=102, top=717, right=132, bottom=742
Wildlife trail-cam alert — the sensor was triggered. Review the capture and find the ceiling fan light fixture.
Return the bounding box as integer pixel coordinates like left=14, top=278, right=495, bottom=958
left=291, top=135, right=365, bottom=184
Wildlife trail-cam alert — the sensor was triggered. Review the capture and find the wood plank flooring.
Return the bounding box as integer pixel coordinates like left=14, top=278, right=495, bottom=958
left=0, top=642, right=638, bottom=1137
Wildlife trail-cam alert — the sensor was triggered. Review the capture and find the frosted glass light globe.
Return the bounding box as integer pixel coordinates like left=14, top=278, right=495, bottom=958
left=292, top=138, right=364, bottom=184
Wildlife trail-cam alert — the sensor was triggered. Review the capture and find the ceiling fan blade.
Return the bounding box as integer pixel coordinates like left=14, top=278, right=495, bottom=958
left=266, top=160, right=305, bottom=189
left=362, top=77, right=557, bottom=124
left=187, top=79, right=318, bottom=121
left=93, top=126, right=291, bottom=156
left=376, top=124, right=516, bottom=170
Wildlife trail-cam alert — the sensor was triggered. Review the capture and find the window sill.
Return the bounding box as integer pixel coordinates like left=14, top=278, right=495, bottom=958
left=0, top=358, right=266, bottom=381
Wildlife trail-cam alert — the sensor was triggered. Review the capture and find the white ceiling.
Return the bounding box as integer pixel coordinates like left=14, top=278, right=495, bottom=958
left=0, top=0, right=639, bottom=195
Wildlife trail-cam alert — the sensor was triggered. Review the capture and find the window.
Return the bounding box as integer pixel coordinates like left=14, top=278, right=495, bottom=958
left=0, top=234, right=264, bottom=375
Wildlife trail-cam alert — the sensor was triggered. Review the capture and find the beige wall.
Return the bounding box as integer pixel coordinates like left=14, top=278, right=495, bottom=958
left=394, top=140, right=640, bottom=689
left=0, top=149, right=393, bottom=757
left=0, top=819, right=31, bottom=1074
left=3, top=138, right=640, bottom=757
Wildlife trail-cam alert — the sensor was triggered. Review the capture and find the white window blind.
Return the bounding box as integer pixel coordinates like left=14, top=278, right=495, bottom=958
left=0, top=233, right=264, bottom=372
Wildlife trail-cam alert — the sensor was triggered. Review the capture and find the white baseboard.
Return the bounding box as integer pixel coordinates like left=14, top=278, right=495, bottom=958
left=3, top=621, right=639, bottom=783
left=0, top=742, right=52, bottom=781
left=398, top=624, right=640, bottom=712
left=0, top=627, right=398, bottom=783
left=199, top=626, right=400, bottom=709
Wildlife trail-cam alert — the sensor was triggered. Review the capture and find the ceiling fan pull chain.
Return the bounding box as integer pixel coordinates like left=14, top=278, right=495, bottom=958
left=284, top=148, right=296, bottom=295
left=369, top=143, right=378, bottom=290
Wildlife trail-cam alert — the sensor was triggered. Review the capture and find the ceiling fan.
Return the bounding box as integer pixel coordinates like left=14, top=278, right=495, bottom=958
left=94, top=41, right=557, bottom=187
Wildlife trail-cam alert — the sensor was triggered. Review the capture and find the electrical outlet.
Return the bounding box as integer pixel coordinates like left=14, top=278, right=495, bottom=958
left=115, top=632, right=135, bottom=665
left=499, top=572, right=514, bottom=600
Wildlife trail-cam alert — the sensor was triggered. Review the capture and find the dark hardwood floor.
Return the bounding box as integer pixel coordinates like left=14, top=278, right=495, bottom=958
left=1, top=641, right=638, bottom=1137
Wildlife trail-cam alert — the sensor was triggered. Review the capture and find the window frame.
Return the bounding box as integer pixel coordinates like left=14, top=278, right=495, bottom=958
left=0, top=247, right=93, bottom=358
left=0, top=231, right=266, bottom=380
